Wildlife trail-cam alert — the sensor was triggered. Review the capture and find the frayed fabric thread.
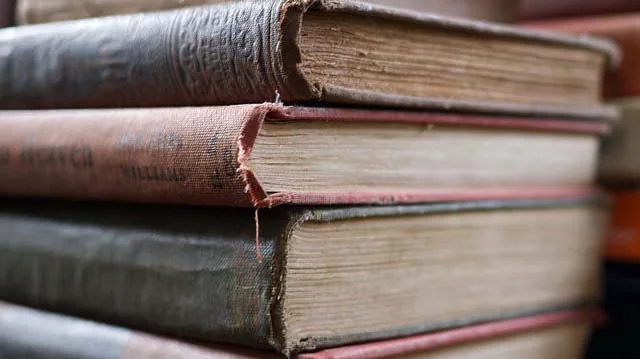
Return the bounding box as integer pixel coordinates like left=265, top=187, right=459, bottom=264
left=274, top=90, right=282, bottom=104
left=255, top=209, right=262, bottom=262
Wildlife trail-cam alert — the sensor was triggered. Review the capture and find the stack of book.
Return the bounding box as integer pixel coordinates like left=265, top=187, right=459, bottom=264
left=523, top=2, right=640, bottom=357
left=0, top=0, right=618, bottom=358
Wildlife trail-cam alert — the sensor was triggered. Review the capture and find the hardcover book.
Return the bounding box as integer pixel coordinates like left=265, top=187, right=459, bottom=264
left=0, top=192, right=607, bottom=354
left=16, top=0, right=519, bottom=24
left=0, top=0, right=618, bottom=114
left=0, top=302, right=599, bottom=359
left=0, top=105, right=611, bottom=207
left=523, top=14, right=640, bottom=99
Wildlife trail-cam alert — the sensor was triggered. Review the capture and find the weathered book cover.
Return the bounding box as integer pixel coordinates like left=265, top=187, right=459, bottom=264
left=0, top=301, right=599, bottom=359
left=0, top=191, right=606, bottom=354
left=17, top=0, right=518, bottom=24
left=0, top=104, right=611, bottom=208
left=0, top=0, right=617, bottom=114
left=523, top=14, right=640, bottom=99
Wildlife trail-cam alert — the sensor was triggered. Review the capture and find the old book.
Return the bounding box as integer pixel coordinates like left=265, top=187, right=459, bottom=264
left=0, top=302, right=599, bottom=359
left=599, top=98, right=640, bottom=181
left=519, top=0, right=640, bottom=20
left=16, top=0, right=519, bottom=24
left=0, top=0, right=618, bottom=114
left=523, top=14, right=640, bottom=99
left=0, top=0, right=14, bottom=27
left=0, top=105, right=610, bottom=207
left=0, top=192, right=607, bottom=354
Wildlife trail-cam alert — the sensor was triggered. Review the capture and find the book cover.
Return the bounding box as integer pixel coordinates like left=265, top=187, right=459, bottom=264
left=0, top=191, right=607, bottom=354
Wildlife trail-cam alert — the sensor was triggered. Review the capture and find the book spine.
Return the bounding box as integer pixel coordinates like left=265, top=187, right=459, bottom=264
left=0, top=199, right=291, bottom=351
left=0, top=301, right=276, bottom=359
left=0, top=0, right=312, bottom=109
left=0, top=105, right=271, bottom=206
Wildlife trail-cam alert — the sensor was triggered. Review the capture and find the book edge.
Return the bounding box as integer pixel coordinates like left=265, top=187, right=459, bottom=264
left=261, top=186, right=607, bottom=209
left=316, top=86, right=619, bottom=122
left=297, top=307, right=601, bottom=359
left=309, top=0, right=620, bottom=68
left=274, top=105, right=615, bottom=130
left=292, top=188, right=608, bottom=222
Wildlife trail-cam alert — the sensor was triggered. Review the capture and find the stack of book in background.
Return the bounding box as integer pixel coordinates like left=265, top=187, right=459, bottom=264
left=0, top=0, right=619, bottom=358
left=522, top=2, right=640, bottom=357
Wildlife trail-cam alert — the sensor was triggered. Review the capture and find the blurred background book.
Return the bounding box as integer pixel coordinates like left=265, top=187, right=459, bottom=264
left=523, top=2, right=640, bottom=358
